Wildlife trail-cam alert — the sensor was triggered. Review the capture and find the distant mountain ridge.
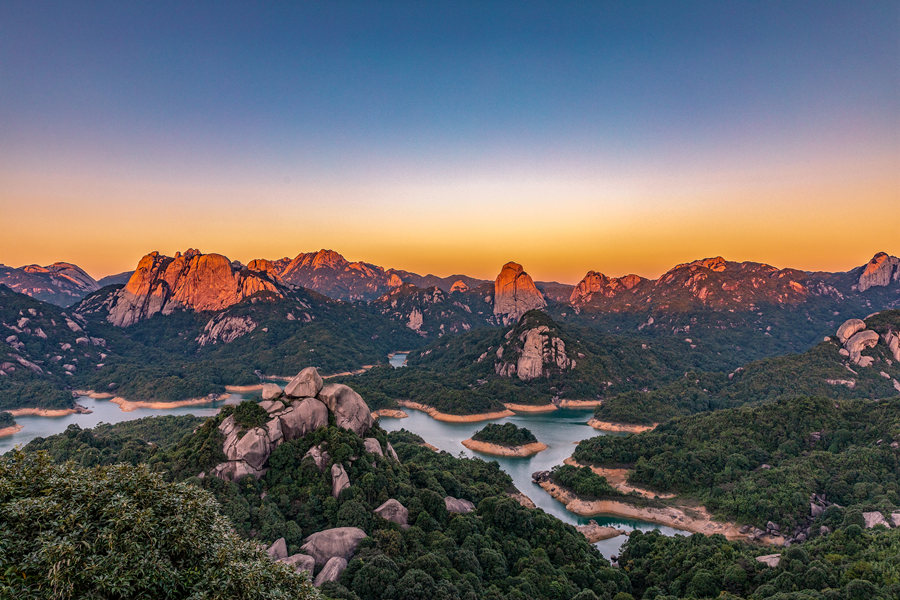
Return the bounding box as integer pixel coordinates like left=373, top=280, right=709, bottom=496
left=0, top=262, right=99, bottom=306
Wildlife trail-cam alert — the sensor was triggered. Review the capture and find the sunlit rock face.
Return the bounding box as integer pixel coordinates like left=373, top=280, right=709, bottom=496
left=275, top=249, right=397, bottom=301
left=858, top=252, right=900, bottom=292
left=107, top=249, right=281, bottom=326
left=569, top=270, right=644, bottom=305
left=493, top=262, right=546, bottom=325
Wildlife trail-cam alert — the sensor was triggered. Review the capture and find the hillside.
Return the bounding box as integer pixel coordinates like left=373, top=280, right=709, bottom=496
left=593, top=310, right=900, bottom=424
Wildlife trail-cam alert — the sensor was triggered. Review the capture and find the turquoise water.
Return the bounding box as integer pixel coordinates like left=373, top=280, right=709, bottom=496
left=379, top=407, right=687, bottom=557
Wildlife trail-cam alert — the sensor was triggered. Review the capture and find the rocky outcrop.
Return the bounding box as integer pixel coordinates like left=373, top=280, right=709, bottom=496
left=196, top=314, right=257, bottom=346
left=300, top=527, right=367, bottom=567
left=313, top=557, right=348, bottom=587
left=845, top=330, right=879, bottom=364
left=279, top=553, right=315, bottom=576
left=494, top=313, right=575, bottom=381
left=318, top=384, right=374, bottom=435
left=374, top=499, right=409, bottom=528
left=331, top=463, right=350, bottom=498
left=576, top=520, right=625, bottom=542
left=450, top=280, right=469, bottom=293
left=261, top=383, right=283, bottom=401
left=363, top=437, right=383, bottom=457
left=863, top=511, right=890, bottom=528
left=444, top=496, right=475, bottom=514
left=755, top=554, right=781, bottom=568
left=284, top=366, right=323, bottom=398
left=304, top=443, right=331, bottom=472
left=107, top=250, right=281, bottom=326
left=858, top=252, right=900, bottom=292
left=212, top=368, right=372, bottom=482
left=493, top=262, right=546, bottom=325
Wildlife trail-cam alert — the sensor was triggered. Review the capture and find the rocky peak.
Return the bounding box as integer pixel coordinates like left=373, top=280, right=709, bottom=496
left=569, top=270, right=645, bottom=305
left=450, top=280, right=469, bottom=293
left=107, top=250, right=282, bottom=327
left=493, top=262, right=546, bottom=325
left=0, top=261, right=100, bottom=306
left=858, top=252, right=900, bottom=292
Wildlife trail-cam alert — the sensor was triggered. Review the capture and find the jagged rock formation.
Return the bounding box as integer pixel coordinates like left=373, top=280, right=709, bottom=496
left=493, top=262, right=546, bottom=325
left=0, top=262, right=99, bottom=306
left=858, top=252, right=900, bottom=292
left=494, top=311, right=575, bottom=381
left=211, top=368, right=372, bottom=481
left=107, top=250, right=282, bottom=326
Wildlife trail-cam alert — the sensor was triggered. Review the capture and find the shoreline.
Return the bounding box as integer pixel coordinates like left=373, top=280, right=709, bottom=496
left=503, top=402, right=557, bottom=413
left=0, top=424, right=24, bottom=438
left=558, top=399, right=603, bottom=409
left=461, top=438, right=548, bottom=457
left=371, top=408, right=409, bottom=419
left=72, top=389, right=115, bottom=399
left=397, top=400, right=514, bottom=423
left=225, top=384, right=263, bottom=392
left=7, top=403, right=92, bottom=417
left=109, top=393, right=231, bottom=413
left=564, top=457, right=675, bottom=499
left=538, top=480, right=783, bottom=545
left=587, top=418, right=657, bottom=434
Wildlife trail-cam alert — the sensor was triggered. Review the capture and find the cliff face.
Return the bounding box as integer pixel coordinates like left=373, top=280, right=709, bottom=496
left=494, top=311, right=575, bottom=381
left=858, top=253, right=900, bottom=292
left=107, top=249, right=282, bottom=326
left=493, top=262, right=546, bottom=325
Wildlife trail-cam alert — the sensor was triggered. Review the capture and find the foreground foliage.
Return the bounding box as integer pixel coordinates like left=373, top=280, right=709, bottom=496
left=0, top=450, right=317, bottom=600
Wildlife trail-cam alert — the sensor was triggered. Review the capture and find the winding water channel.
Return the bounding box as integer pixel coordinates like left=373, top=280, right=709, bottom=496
left=1, top=352, right=685, bottom=557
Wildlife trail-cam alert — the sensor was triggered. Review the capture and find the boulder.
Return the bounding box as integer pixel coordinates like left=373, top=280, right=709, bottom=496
left=277, top=397, right=328, bottom=440
left=313, top=556, right=348, bottom=587
left=305, top=443, right=331, bottom=472
left=374, top=499, right=409, bottom=528
left=261, top=383, right=284, bottom=401
left=300, top=527, right=367, bottom=567
left=331, top=463, right=350, bottom=498
left=212, top=459, right=266, bottom=481
left=267, top=537, right=288, bottom=560
left=363, top=437, right=384, bottom=457
left=234, top=427, right=274, bottom=470
left=259, top=400, right=285, bottom=413
left=863, top=511, right=889, bottom=528
left=318, top=384, right=374, bottom=434
left=836, top=319, right=866, bottom=344
left=755, top=554, right=781, bottom=568
left=444, top=496, right=475, bottom=514
left=284, top=367, right=323, bottom=398
left=891, top=512, right=900, bottom=528
left=386, top=442, right=399, bottom=461
left=279, top=553, right=315, bottom=576
left=845, top=330, right=880, bottom=364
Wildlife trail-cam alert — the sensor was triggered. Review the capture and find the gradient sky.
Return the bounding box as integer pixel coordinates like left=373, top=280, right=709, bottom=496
left=1, top=1, right=897, bottom=283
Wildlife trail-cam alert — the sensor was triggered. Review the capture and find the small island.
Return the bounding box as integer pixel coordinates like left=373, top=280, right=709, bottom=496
left=461, top=422, right=548, bottom=457
left=0, top=411, right=23, bottom=438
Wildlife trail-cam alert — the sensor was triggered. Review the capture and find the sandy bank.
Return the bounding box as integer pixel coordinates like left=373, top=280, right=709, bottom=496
left=371, top=408, right=409, bottom=419
left=508, top=491, right=536, bottom=509
left=577, top=520, right=626, bottom=542
left=72, top=389, right=115, bottom=399
left=539, top=480, right=783, bottom=545
left=225, top=384, right=263, bottom=392
left=461, top=438, right=548, bottom=457
left=564, top=457, right=675, bottom=499
left=558, top=399, right=604, bottom=409
left=0, top=424, right=24, bottom=438
left=420, top=442, right=440, bottom=452
left=8, top=404, right=91, bottom=417
left=588, top=418, right=657, bottom=433
left=397, top=400, right=514, bottom=423
left=503, top=402, right=557, bottom=413
left=110, top=394, right=230, bottom=413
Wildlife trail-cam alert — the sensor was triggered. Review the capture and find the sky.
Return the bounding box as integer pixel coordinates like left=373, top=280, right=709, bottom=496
left=1, top=1, right=897, bottom=283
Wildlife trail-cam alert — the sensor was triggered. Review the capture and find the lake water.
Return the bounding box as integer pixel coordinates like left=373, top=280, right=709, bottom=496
left=379, top=407, right=686, bottom=557
left=2, top=351, right=684, bottom=557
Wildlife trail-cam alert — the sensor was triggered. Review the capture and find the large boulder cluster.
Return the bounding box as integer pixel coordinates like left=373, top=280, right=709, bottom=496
left=835, top=317, right=900, bottom=371
left=212, top=367, right=375, bottom=481
left=495, top=323, right=575, bottom=381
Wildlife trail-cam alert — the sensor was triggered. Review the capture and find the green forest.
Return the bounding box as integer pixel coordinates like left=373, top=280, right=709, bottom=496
left=471, top=423, right=538, bottom=447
